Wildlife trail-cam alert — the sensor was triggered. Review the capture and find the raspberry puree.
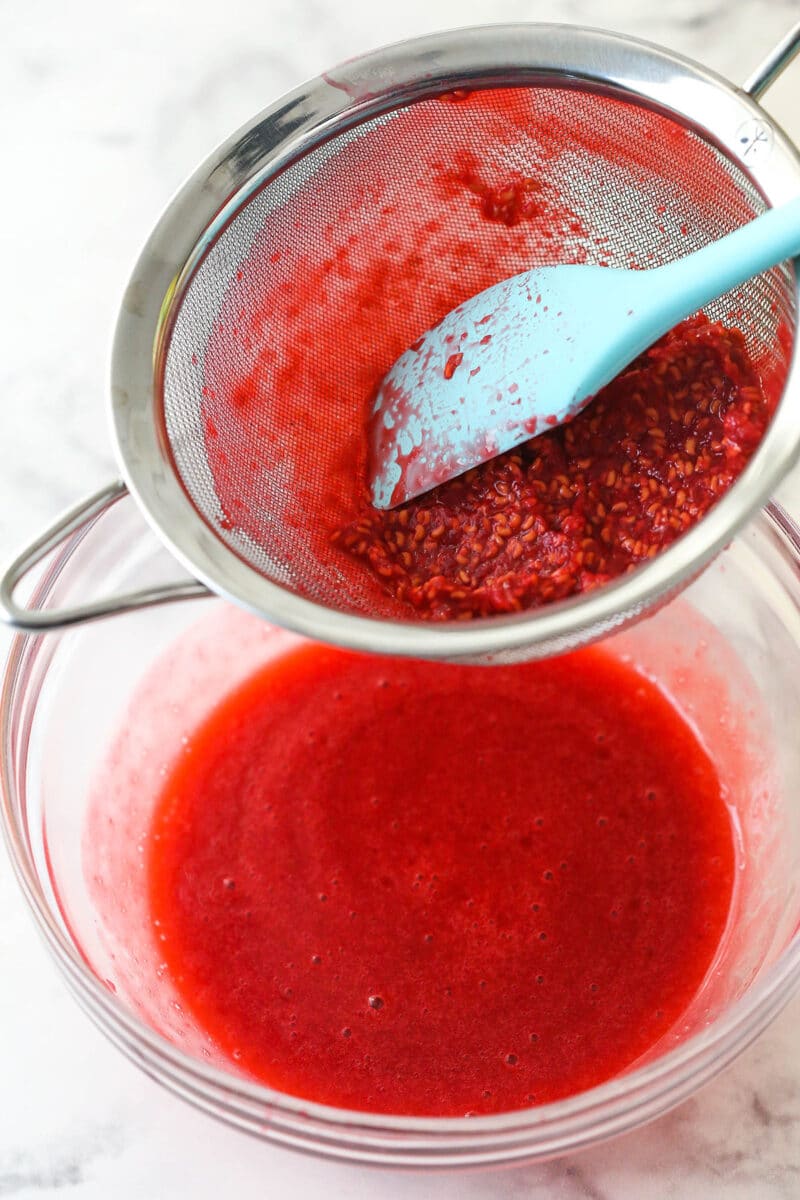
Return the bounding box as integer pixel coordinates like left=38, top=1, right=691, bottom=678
left=338, top=315, right=770, bottom=617
left=199, top=86, right=784, bottom=622
left=148, top=641, right=734, bottom=1116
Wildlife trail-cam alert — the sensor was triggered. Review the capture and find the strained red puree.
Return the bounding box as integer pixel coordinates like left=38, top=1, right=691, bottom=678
left=148, top=643, right=733, bottom=1115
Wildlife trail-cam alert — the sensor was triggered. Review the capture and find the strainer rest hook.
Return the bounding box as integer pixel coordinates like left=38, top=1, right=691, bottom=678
left=0, top=482, right=208, bottom=630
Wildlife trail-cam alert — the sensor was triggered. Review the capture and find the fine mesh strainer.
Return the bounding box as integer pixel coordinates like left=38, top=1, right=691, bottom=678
left=4, top=22, right=800, bottom=663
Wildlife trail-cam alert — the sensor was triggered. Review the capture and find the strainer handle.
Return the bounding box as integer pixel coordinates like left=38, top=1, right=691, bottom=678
left=0, top=480, right=209, bottom=633
left=744, top=21, right=800, bottom=98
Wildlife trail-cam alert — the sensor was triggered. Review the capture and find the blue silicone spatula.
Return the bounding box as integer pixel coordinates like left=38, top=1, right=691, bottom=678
left=369, top=197, right=800, bottom=509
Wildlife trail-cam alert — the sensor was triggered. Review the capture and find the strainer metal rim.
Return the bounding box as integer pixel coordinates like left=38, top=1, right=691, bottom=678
left=110, top=22, right=800, bottom=660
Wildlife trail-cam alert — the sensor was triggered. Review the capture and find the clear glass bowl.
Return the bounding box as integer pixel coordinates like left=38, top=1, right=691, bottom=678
left=2, top=494, right=800, bottom=1168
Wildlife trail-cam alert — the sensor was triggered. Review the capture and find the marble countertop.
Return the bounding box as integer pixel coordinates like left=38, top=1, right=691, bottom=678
left=3, top=1, right=800, bottom=1196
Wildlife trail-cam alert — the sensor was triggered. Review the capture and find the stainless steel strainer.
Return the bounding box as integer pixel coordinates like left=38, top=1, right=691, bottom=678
left=4, top=22, right=800, bottom=663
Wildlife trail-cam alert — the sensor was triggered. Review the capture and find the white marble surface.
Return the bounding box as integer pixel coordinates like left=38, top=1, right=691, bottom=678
left=3, top=1, right=800, bottom=1195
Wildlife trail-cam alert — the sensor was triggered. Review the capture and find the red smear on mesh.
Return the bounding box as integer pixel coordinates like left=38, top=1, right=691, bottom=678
left=198, top=87, right=786, bottom=617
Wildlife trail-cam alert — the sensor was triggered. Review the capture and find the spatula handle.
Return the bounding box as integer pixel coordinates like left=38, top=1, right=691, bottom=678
left=652, top=196, right=800, bottom=327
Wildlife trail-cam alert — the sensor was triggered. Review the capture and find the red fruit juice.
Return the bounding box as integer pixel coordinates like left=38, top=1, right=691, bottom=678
left=148, top=642, right=734, bottom=1116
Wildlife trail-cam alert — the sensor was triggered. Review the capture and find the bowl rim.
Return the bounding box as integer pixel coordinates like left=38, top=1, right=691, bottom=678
left=2, top=495, right=800, bottom=1160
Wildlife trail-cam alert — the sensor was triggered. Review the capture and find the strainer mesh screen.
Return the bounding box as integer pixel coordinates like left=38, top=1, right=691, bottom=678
left=163, top=85, right=794, bottom=618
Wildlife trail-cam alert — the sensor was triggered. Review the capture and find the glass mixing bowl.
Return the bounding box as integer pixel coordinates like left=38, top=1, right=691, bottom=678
left=2, top=494, right=800, bottom=1168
